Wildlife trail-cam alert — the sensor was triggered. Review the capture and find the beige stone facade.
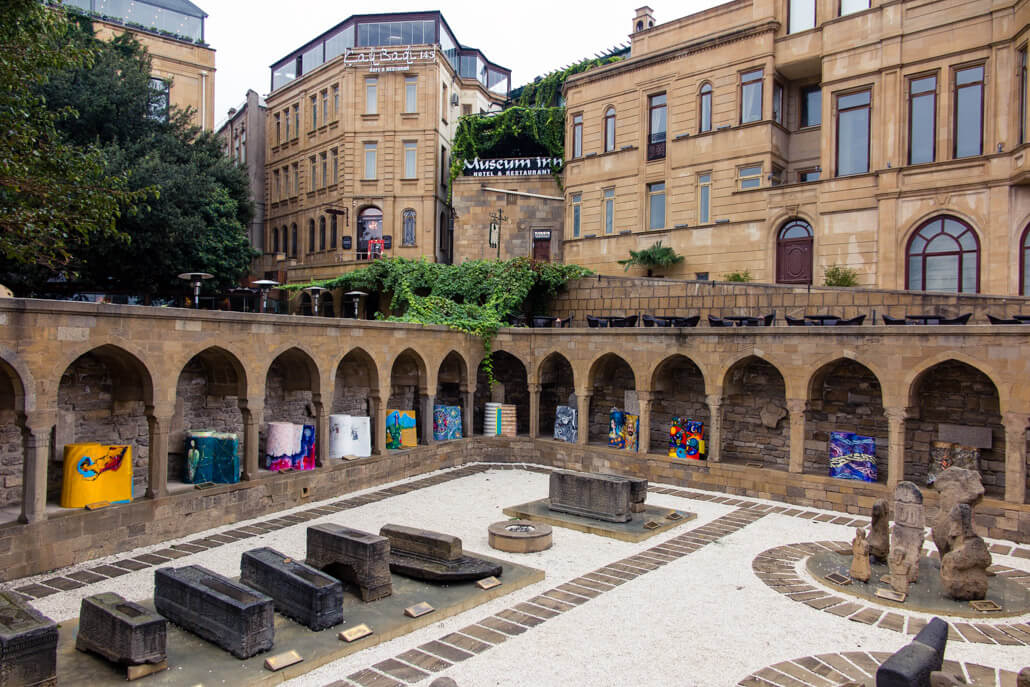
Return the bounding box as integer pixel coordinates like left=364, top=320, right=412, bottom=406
left=216, top=89, right=267, bottom=252
left=562, top=0, right=1030, bottom=296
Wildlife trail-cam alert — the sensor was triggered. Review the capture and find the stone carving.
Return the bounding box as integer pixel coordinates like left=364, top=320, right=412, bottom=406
left=240, top=547, right=344, bottom=630
left=154, top=565, right=274, bottom=659
left=0, top=591, right=58, bottom=687
left=548, top=470, right=632, bottom=522
left=76, top=592, right=166, bottom=667
left=868, top=498, right=890, bottom=562
left=850, top=529, right=871, bottom=583
left=939, top=503, right=992, bottom=601
left=887, top=481, right=925, bottom=594
left=875, top=617, right=947, bottom=687
left=306, top=524, right=392, bottom=601
left=380, top=524, right=502, bottom=582
left=603, top=474, right=648, bottom=512
left=932, top=467, right=984, bottom=557
left=759, top=402, right=786, bottom=429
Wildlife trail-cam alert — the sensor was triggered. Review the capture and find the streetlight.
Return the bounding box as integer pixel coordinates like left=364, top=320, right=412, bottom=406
left=304, top=286, right=327, bottom=317
left=177, top=272, right=213, bottom=309
left=252, top=279, right=279, bottom=313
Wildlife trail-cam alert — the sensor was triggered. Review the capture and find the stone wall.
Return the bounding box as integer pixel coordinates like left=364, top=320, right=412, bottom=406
left=171, top=361, right=244, bottom=482
left=474, top=353, right=529, bottom=435
left=588, top=358, right=635, bottom=443
left=332, top=357, right=375, bottom=417
left=0, top=412, right=21, bottom=509
left=722, top=358, right=788, bottom=469
left=539, top=356, right=575, bottom=437
left=650, top=356, right=709, bottom=455
left=261, top=358, right=315, bottom=458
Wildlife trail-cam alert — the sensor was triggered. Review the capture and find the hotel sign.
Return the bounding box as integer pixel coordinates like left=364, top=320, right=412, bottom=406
left=462, top=157, right=562, bottom=177
left=344, top=46, right=436, bottom=72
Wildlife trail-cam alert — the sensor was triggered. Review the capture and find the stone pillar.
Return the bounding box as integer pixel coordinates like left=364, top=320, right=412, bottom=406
left=885, top=407, right=908, bottom=488
left=240, top=401, right=263, bottom=481
left=1003, top=412, right=1029, bottom=504
left=21, top=418, right=52, bottom=524
left=369, top=394, right=385, bottom=455
left=420, top=392, right=434, bottom=445
left=460, top=385, right=474, bottom=437
left=637, top=391, right=652, bottom=455
left=706, top=395, right=723, bottom=462
left=787, top=399, right=807, bottom=474
left=528, top=383, right=541, bottom=438
left=145, top=406, right=172, bottom=499
left=314, top=398, right=329, bottom=467
left=577, top=392, right=592, bottom=445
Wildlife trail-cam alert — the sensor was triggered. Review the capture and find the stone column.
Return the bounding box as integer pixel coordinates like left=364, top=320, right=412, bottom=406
left=528, top=383, right=541, bottom=439
left=706, top=395, right=722, bottom=462
left=420, top=392, right=434, bottom=445
left=577, top=392, right=592, bottom=445
left=240, top=401, right=263, bottom=481
left=369, top=394, right=385, bottom=455
left=885, top=407, right=908, bottom=488
left=145, top=406, right=172, bottom=499
left=1003, top=412, right=1029, bottom=504
left=786, top=398, right=807, bottom=474
left=460, top=385, right=475, bottom=437
left=314, top=398, right=329, bottom=467
left=637, top=391, right=652, bottom=455
left=21, top=417, right=52, bottom=524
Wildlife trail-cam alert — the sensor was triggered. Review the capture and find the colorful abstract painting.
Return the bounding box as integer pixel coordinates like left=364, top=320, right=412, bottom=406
left=263, top=422, right=316, bottom=471
left=386, top=409, right=417, bottom=449
left=669, top=418, right=705, bottom=459
left=61, top=443, right=133, bottom=507
left=553, top=405, right=577, bottom=443
left=608, top=409, right=627, bottom=449
left=433, top=405, right=462, bottom=441
left=185, top=432, right=240, bottom=484
left=828, top=431, right=878, bottom=482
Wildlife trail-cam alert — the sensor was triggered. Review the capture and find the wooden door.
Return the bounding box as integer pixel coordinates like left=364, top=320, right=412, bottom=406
left=532, top=237, right=551, bottom=262
left=777, top=238, right=812, bottom=284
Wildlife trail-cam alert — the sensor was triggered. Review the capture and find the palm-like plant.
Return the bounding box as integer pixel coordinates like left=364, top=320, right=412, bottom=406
left=617, top=241, right=685, bottom=277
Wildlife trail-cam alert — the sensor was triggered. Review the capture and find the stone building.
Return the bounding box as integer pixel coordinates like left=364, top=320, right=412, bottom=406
left=65, top=0, right=215, bottom=131
left=216, top=90, right=268, bottom=253
left=258, top=11, right=510, bottom=286
left=562, top=1, right=1030, bottom=296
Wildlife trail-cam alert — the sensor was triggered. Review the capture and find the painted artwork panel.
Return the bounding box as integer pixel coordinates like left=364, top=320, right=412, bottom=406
left=553, top=405, right=577, bottom=443
left=669, top=418, right=704, bottom=459
left=329, top=414, right=353, bottom=459
left=264, top=422, right=316, bottom=471
left=624, top=414, right=639, bottom=452
left=608, top=409, right=627, bottom=449
left=386, top=409, right=417, bottom=449
left=185, top=432, right=240, bottom=484
left=61, top=443, right=133, bottom=507
left=828, top=431, right=878, bottom=482
left=433, top=405, right=462, bottom=441
left=350, top=416, right=372, bottom=457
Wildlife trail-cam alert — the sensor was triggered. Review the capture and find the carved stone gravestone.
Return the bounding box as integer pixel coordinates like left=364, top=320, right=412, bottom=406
left=887, top=481, right=925, bottom=594
left=380, top=524, right=501, bottom=582
left=240, top=547, right=344, bottom=630
left=931, top=467, right=984, bottom=557
left=875, top=617, right=948, bottom=687
left=76, top=592, right=166, bottom=668
left=939, top=503, right=992, bottom=601
left=850, top=529, right=871, bottom=583
left=868, top=498, right=890, bottom=562
left=548, top=470, right=633, bottom=522
left=0, top=591, right=57, bottom=687
left=306, top=524, right=392, bottom=601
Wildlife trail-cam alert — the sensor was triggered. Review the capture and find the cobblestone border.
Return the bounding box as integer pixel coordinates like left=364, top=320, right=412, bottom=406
left=736, top=651, right=1019, bottom=687
left=752, top=541, right=1030, bottom=646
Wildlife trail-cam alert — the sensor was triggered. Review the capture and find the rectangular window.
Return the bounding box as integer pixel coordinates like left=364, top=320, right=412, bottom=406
left=293, top=105, right=299, bottom=138
left=741, top=69, right=763, bottom=124
left=698, top=173, right=711, bottom=224
left=836, top=89, right=871, bottom=176
left=321, top=90, right=328, bottom=123
left=799, top=168, right=820, bottom=182
left=320, top=151, right=327, bottom=188
left=273, top=170, right=280, bottom=201
left=274, top=114, right=281, bottom=145
left=364, top=142, right=377, bottom=179
left=462, top=103, right=472, bottom=116
left=773, top=82, right=783, bottom=125
left=789, top=0, right=816, bottom=33
left=908, top=75, right=937, bottom=165
left=332, top=85, right=339, bottom=118
left=405, top=76, right=417, bottom=113
left=441, top=145, right=449, bottom=186
left=648, top=93, right=666, bottom=160
left=954, top=65, right=984, bottom=158
left=1020, top=49, right=1027, bottom=145
left=441, top=84, right=448, bottom=122
left=292, top=163, right=299, bottom=194
left=311, top=93, right=318, bottom=129
left=572, top=114, right=583, bottom=158
left=739, top=165, right=762, bottom=189
left=404, top=141, right=417, bottom=178
left=800, top=85, right=821, bottom=127
left=840, top=0, right=869, bottom=16
left=310, top=155, right=316, bottom=189
left=648, top=182, right=665, bottom=230
left=771, top=165, right=783, bottom=186
left=282, top=166, right=289, bottom=196
left=603, top=188, right=615, bottom=234
left=330, top=148, right=338, bottom=185
left=240, top=131, right=246, bottom=165
left=365, top=77, right=377, bottom=114
left=284, top=109, right=290, bottom=140
left=330, top=215, right=338, bottom=249
left=572, top=193, right=581, bottom=237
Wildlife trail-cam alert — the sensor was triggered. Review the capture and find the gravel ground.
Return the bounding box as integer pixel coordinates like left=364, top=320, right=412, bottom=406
left=5, top=466, right=1028, bottom=687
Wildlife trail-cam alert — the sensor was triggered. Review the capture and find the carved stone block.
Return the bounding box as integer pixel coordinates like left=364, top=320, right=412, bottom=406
left=306, top=524, right=392, bottom=602
left=603, top=473, right=648, bottom=512
left=0, top=592, right=57, bottom=687
left=240, top=547, right=344, bottom=631
left=76, top=592, right=166, bottom=666
left=548, top=470, right=632, bottom=522
left=380, top=524, right=501, bottom=582
left=875, top=617, right=948, bottom=687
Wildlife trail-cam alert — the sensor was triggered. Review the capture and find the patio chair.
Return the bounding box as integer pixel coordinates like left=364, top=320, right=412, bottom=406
left=785, top=315, right=808, bottom=326
left=762, top=311, right=776, bottom=326
left=986, top=314, right=1019, bottom=325
left=531, top=315, right=556, bottom=328
left=642, top=314, right=660, bottom=327
left=611, top=315, right=638, bottom=328
left=586, top=315, right=608, bottom=328
left=938, top=313, right=971, bottom=325
left=559, top=315, right=573, bottom=328
left=882, top=314, right=906, bottom=325
left=708, top=315, right=733, bottom=328
left=672, top=315, right=700, bottom=328
left=834, top=315, right=866, bottom=326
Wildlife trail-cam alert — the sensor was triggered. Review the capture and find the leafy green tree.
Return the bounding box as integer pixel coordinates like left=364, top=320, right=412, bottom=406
left=617, top=241, right=685, bottom=277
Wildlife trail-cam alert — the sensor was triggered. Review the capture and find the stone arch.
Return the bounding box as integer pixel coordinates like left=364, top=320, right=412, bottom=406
left=538, top=351, right=575, bottom=438
left=649, top=354, right=708, bottom=457
left=586, top=353, right=637, bottom=446
left=388, top=348, right=429, bottom=444
left=903, top=352, right=1006, bottom=412
left=713, top=352, right=797, bottom=401
left=435, top=351, right=469, bottom=440
left=720, top=355, right=789, bottom=470
left=0, top=355, right=28, bottom=521
left=332, top=347, right=380, bottom=416
left=475, top=350, right=530, bottom=436
left=262, top=347, right=322, bottom=466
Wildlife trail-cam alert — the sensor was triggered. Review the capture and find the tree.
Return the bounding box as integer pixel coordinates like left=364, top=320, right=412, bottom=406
left=0, top=0, right=139, bottom=274
left=617, top=241, right=685, bottom=277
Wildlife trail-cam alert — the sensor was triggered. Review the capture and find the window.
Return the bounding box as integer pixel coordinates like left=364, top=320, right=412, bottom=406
left=603, top=188, right=615, bottom=233
left=441, top=84, right=448, bottom=122
left=906, top=215, right=979, bottom=293
left=320, top=152, right=327, bottom=188
left=364, top=142, right=377, bottom=179
left=572, top=114, right=583, bottom=158
left=330, top=148, right=338, bottom=185
left=836, top=89, right=870, bottom=176
left=293, top=105, right=299, bottom=138
left=240, top=131, right=246, bottom=165
left=309, top=155, right=316, bottom=189
left=273, top=170, right=280, bottom=201
left=604, top=107, right=616, bottom=152
left=908, top=75, right=937, bottom=165
left=648, top=182, right=665, bottom=230
left=954, top=65, right=984, bottom=158
left=321, top=90, right=328, bottom=124
left=771, top=165, right=784, bottom=186
left=309, top=95, right=316, bottom=130
left=404, top=141, right=417, bottom=178
left=332, top=85, right=339, bottom=118
left=739, top=165, right=762, bottom=189
left=773, top=82, right=783, bottom=125
left=800, top=85, right=821, bottom=127
left=699, top=83, right=713, bottom=133
left=648, top=94, right=667, bottom=160
left=271, top=227, right=278, bottom=254
left=405, top=76, right=417, bottom=113
left=698, top=173, right=711, bottom=223
left=308, top=219, right=315, bottom=252
left=330, top=215, right=337, bottom=249
left=741, top=69, right=763, bottom=124
left=284, top=109, right=290, bottom=140
left=319, top=217, right=326, bottom=251
left=365, top=77, right=377, bottom=114
left=462, top=103, right=472, bottom=116
left=789, top=0, right=815, bottom=33
left=291, top=224, right=298, bottom=257
left=1020, top=49, right=1027, bottom=145
left=441, top=146, right=449, bottom=186
left=402, top=209, right=416, bottom=246
left=274, top=114, right=281, bottom=145
left=798, top=168, right=820, bottom=182
left=292, top=163, right=299, bottom=194
left=1022, top=225, right=1030, bottom=295
left=572, top=193, right=581, bottom=237
left=840, top=0, right=869, bottom=16
left=148, top=78, right=169, bottom=122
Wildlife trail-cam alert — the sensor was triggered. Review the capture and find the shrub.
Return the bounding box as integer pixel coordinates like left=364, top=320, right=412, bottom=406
left=722, top=270, right=753, bottom=282
left=823, top=264, right=859, bottom=287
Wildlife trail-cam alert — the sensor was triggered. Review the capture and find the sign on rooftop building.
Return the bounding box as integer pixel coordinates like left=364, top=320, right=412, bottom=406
left=344, top=46, right=436, bottom=72
left=463, top=157, right=562, bottom=177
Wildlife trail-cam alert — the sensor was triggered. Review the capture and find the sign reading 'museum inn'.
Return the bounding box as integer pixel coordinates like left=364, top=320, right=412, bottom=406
left=462, top=157, right=562, bottom=177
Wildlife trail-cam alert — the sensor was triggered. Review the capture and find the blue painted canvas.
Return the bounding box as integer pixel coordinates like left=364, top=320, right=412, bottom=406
left=433, top=405, right=462, bottom=441
left=828, top=431, right=878, bottom=482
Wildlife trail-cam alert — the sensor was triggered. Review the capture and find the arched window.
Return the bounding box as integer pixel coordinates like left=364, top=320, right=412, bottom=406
left=272, top=227, right=279, bottom=254
left=319, top=216, right=326, bottom=251
left=402, top=209, right=416, bottom=246
left=906, top=216, right=979, bottom=293
left=1022, top=225, right=1030, bottom=295
left=776, top=218, right=814, bottom=284
left=308, top=219, right=315, bottom=253
left=603, top=107, right=616, bottom=152
left=290, top=223, right=298, bottom=257
left=699, top=83, right=713, bottom=133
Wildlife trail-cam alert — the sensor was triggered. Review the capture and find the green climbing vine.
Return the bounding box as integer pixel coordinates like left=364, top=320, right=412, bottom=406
left=513, top=55, right=625, bottom=108
left=285, top=257, right=592, bottom=384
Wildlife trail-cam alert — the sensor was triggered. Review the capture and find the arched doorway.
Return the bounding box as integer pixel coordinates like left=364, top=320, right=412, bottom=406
left=538, top=353, right=575, bottom=438
left=357, top=207, right=383, bottom=260
left=905, top=215, right=979, bottom=293
left=650, top=355, right=708, bottom=456
left=474, top=352, right=529, bottom=435
left=587, top=354, right=636, bottom=446
left=776, top=218, right=813, bottom=284
left=1020, top=224, right=1030, bottom=295
left=436, top=351, right=468, bottom=440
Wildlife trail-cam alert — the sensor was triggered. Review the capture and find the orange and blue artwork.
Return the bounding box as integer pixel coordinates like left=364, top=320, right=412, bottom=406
left=61, top=443, right=133, bottom=508
left=669, top=418, right=705, bottom=459
left=386, top=409, right=417, bottom=449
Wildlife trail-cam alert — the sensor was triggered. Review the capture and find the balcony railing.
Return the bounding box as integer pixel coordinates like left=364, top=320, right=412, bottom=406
left=647, top=139, right=666, bottom=161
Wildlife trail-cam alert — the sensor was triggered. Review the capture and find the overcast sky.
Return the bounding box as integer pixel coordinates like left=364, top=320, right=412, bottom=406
left=206, top=0, right=723, bottom=123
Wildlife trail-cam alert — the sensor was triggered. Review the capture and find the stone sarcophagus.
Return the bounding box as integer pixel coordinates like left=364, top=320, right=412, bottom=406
left=380, top=524, right=501, bottom=582
left=305, top=524, right=392, bottom=601
left=602, top=473, right=648, bottom=513
left=548, top=470, right=638, bottom=522
left=240, top=547, right=344, bottom=631
left=76, top=592, right=166, bottom=667
left=154, top=566, right=274, bottom=659
left=0, top=592, right=57, bottom=687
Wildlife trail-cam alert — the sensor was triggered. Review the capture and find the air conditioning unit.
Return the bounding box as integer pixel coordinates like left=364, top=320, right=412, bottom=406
left=450, top=93, right=459, bottom=107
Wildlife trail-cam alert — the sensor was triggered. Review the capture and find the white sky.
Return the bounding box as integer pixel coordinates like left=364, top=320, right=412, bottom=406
left=206, top=0, right=723, bottom=122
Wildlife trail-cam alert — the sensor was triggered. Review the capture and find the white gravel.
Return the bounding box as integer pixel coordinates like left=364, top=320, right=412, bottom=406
left=6, top=466, right=1029, bottom=687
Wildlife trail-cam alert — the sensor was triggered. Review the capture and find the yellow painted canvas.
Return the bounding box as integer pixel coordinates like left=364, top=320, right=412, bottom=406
left=60, top=443, right=133, bottom=508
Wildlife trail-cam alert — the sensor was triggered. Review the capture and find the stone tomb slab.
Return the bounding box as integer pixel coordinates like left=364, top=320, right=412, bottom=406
left=503, top=498, right=695, bottom=542
left=53, top=552, right=542, bottom=687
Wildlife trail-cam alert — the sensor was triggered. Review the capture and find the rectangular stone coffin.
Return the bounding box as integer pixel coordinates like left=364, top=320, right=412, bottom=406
left=240, top=547, right=344, bottom=631
left=0, top=592, right=57, bottom=687
left=603, top=473, right=648, bottom=512
left=76, top=592, right=166, bottom=666
left=305, top=524, right=392, bottom=602
left=154, top=566, right=274, bottom=659
left=380, top=524, right=462, bottom=561
left=548, top=470, right=632, bottom=522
